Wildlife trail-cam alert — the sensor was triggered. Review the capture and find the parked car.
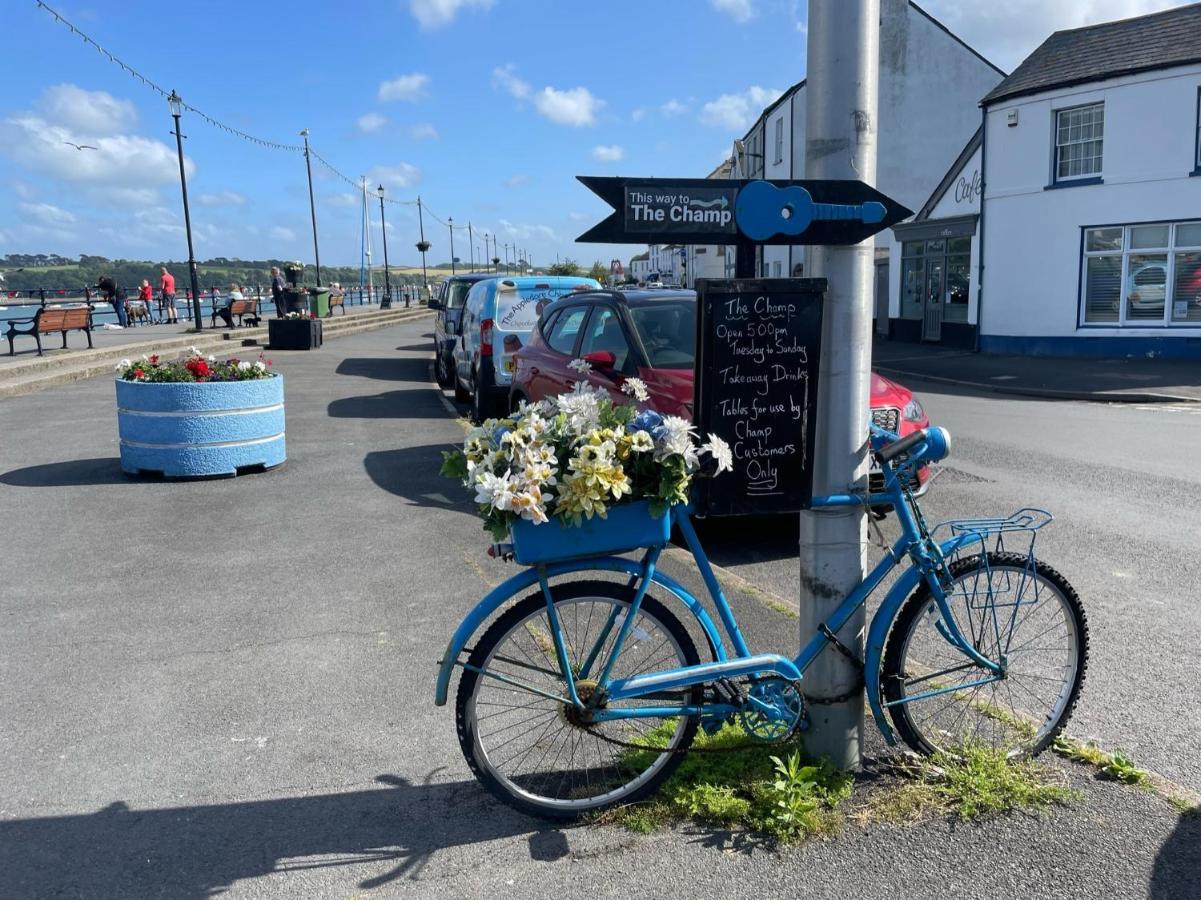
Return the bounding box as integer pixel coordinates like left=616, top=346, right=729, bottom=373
left=1126, top=262, right=1167, bottom=313
left=429, top=273, right=496, bottom=387
left=453, top=275, right=600, bottom=422
left=510, top=289, right=931, bottom=494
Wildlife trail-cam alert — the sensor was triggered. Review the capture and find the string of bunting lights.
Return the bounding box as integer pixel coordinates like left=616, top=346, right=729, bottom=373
left=32, top=0, right=467, bottom=219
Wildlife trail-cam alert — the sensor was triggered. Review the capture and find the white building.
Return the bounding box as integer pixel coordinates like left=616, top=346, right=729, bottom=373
left=695, top=0, right=1005, bottom=305
left=628, top=251, right=650, bottom=284
left=975, top=5, right=1201, bottom=358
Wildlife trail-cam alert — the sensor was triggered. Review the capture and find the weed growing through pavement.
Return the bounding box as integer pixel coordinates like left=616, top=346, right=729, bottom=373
left=1053, top=735, right=1149, bottom=785
left=868, top=743, right=1078, bottom=823
left=593, top=723, right=851, bottom=843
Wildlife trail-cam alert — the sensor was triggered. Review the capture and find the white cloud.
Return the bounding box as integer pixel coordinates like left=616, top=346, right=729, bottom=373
left=917, top=0, right=1182, bottom=71
left=409, top=122, right=439, bottom=141
left=661, top=99, right=688, bottom=117
left=409, top=0, right=494, bottom=29
left=492, top=64, right=531, bottom=100
left=357, top=112, right=387, bottom=133
left=504, top=174, right=530, bottom=188
left=19, top=202, right=76, bottom=227
left=631, top=107, right=646, bottom=122
left=369, top=162, right=421, bottom=188
left=13, top=181, right=38, bottom=200
left=378, top=73, right=430, bottom=103
left=323, top=192, right=358, bottom=208
left=711, top=0, right=755, bottom=23
left=592, top=144, right=624, bottom=162
left=498, top=218, right=556, bottom=241
left=87, top=186, right=161, bottom=207
left=38, top=83, right=137, bottom=133
left=270, top=226, right=297, bottom=242
left=196, top=190, right=247, bottom=206
left=568, top=211, right=588, bottom=221
left=535, top=86, right=603, bottom=127
left=699, top=85, right=782, bottom=131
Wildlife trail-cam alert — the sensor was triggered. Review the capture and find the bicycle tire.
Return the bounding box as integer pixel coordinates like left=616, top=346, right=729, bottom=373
left=882, top=551, right=1088, bottom=758
left=455, top=579, right=700, bottom=820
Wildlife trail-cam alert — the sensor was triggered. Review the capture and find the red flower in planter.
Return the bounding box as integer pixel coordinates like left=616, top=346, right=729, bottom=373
left=148, top=354, right=159, bottom=365
left=185, top=357, right=211, bottom=380
left=133, top=368, right=145, bottom=379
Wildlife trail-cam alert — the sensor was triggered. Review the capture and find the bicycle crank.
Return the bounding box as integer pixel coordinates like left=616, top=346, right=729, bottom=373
left=738, top=678, right=806, bottom=743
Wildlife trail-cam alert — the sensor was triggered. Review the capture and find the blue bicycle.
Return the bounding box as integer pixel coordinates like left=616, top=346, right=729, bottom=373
left=435, top=424, right=1089, bottom=820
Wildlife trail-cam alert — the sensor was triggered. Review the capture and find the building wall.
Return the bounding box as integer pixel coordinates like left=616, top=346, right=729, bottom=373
left=763, top=97, right=794, bottom=277
left=980, top=64, right=1201, bottom=355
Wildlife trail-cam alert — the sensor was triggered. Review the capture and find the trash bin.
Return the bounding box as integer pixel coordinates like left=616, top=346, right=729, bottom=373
left=307, top=287, right=331, bottom=318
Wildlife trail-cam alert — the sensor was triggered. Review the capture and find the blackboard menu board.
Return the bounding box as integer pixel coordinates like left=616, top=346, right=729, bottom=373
left=694, top=278, right=825, bottom=516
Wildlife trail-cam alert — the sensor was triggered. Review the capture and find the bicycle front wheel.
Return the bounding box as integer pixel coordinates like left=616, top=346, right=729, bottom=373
left=882, top=552, right=1088, bottom=758
left=455, top=579, right=701, bottom=820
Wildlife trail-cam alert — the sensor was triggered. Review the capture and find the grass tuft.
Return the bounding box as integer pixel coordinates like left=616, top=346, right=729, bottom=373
left=1053, top=736, right=1149, bottom=785
left=593, top=723, right=850, bottom=844
left=869, top=744, right=1078, bottom=823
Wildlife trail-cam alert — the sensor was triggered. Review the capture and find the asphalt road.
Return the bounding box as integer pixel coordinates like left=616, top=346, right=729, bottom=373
left=0, top=320, right=1195, bottom=899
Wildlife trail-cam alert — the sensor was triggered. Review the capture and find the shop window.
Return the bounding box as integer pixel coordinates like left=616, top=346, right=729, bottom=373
left=900, top=242, right=924, bottom=320
left=774, top=117, right=784, bottom=165
left=1054, top=103, right=1104, bottom=182
left=1195, top=88, right=1201, bottom=170
left=1080, top=221, right=1201, bottom=327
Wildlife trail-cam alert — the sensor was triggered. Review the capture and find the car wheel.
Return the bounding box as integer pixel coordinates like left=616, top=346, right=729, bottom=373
left=470, top=371, right=492, bottom=423
left=435, top=352, right=453, bottom=388
left=453, top=368, right=471, bottom=403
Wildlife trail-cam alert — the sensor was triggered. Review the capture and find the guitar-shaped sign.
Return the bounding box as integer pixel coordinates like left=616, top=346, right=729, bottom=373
left=735, top=180, right=887, bottom=241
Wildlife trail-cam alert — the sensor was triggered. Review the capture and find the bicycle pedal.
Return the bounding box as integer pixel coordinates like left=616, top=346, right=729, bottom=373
left=710, top=677, right=745, bottom=707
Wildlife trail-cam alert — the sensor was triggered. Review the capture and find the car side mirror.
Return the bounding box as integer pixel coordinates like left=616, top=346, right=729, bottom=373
left=583, top=350, right=616, bottom=370
left=428, top=297, right=442, bottom=310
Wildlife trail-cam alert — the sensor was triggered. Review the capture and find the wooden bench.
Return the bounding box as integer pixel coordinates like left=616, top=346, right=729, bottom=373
left=211, top=298, right=261, bottom=328
left=5, top=306, right=94, bottom=356
left=328, top=293, right=346, bottom=316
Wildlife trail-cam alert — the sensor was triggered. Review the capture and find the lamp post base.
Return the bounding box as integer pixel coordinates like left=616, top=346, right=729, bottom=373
left=380, top=295, right=392, bottom=310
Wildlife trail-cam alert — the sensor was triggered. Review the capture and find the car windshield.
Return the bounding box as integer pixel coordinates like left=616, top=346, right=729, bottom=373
left=447, top=282, right=473, bottom=309
left=629, top=302, right=696, bottom=369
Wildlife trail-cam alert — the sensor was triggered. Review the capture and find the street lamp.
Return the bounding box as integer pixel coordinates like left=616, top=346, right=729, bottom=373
left=468, top=222, right=475, bottom=272
left=449, top=216, right=456, bottom=275
left=300, top=129, right=322, bottom=286
left=167, top=90, right=202, bottom=329
left=415, top=196, right=430, bottom=307
left=377, top=184, right=392, bottom=309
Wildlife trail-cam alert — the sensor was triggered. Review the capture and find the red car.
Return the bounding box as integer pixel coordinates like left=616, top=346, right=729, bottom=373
left=510, top=289, right=929, bottom=494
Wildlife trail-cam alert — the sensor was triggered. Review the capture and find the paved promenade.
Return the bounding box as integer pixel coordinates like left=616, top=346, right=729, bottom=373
left=0, top=321, right=1194, bottom=898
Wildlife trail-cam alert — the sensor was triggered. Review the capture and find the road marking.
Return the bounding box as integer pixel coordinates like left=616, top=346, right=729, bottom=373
left=1131, top=405, right=1201, bottom=415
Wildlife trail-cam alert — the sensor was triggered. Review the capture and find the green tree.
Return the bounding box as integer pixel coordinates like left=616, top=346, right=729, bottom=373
left=586, top=260, right=608, bottom=283
left=548, top=259, right=581, bottom=276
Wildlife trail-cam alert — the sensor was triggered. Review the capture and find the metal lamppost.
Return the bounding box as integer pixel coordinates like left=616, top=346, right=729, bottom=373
left=415, top=196, right=430, bottom=307
left=377, top=185, right=392, bottom=309
left=467, top=222, right=475, bottom=271
left=504, top=243, right=510, bottom=275
left=449, top=216, right=457, bottom=274
left=167, top=90, right=202, bottom=329
left=300, top=129, right=322, bottom=286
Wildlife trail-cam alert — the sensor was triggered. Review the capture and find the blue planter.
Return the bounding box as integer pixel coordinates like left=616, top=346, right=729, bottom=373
left=115, top=376, right=286, bottom=478
left=511, top=500, right=671, bottom=565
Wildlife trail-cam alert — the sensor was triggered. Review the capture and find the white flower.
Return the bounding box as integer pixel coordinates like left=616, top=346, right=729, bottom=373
left=237, top=361, right=252, bottom=371
left=510, top=488, right=549, bottom=523
left=568, top=358, right=592, bottom=375
left=621, top=377, right=650, bottom=402
left=140, top=353, right=150, bottom=361
left=702, top=433, right=734, bottom=473
left=555, top=387, right=601, bottom=434
left=116, top=358, right=132, bottom=372
left=253, top=360, right=267, bottom=373
left=189, top=346, right=201, bottom=356
left=207, top=355, right=217, bottom=364
left=629, top=430, right=654, bottom=453
left=474, top=471, right=517, bottom=511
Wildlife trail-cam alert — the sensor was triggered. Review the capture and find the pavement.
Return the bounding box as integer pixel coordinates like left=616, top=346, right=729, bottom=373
left=872, top=340, right=1201, bottom=403
left=0, top=320, right=1197, bottom=899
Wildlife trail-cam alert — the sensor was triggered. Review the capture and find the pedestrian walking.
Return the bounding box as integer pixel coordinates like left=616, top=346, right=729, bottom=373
left=270, top=266, right=286, bottom=318
left=97, top=275, right=127, bottom=327
left=159, top=266, right=178, bottom=324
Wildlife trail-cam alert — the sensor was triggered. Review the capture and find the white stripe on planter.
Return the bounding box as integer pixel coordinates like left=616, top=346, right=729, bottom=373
left=115, top=403, right=285, bottom=418
left=120, top=432, right=286, bottom=450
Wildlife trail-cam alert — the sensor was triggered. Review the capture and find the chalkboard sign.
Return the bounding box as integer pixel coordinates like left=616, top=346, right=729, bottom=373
left=694, top=278, right=825, bottom=516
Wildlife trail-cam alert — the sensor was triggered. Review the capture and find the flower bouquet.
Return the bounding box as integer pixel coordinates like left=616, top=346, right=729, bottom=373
left=116, top=348, right=273, bottom=382
left=441, top=379, right=732, bottom=552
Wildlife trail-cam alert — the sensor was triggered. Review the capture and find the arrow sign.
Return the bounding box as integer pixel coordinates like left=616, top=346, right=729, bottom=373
left=576, top=176, right=911, bottom=246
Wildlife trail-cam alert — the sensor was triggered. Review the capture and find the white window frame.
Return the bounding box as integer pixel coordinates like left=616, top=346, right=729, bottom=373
left=773, top=117, right=784, bottom=165
left=1079, top=220, right=1201, bottom=328
left=1053, top=102, right=1104, bottom=184
left=1194, top=86, right=1201, bottom=171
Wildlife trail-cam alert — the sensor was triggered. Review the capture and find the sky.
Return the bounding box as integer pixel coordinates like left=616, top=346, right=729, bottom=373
left=0, top=0, right=1188, bottom=270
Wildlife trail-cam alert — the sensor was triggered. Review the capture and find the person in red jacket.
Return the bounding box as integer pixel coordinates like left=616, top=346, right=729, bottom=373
left=159, top=266, right=178, bottom=324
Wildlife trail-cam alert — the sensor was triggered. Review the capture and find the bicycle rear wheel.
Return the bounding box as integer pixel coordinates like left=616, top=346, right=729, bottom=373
left=882, top=552, right=1088, bottom=758
left=455, top=579, right=701, bottom=820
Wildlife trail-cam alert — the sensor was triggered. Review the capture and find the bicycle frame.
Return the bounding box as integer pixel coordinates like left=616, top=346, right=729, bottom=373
left=434, top=441, right=995, bottom=747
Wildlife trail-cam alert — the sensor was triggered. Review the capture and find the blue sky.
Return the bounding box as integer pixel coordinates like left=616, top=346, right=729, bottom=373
left=0, top=0, right=1181, bottom=269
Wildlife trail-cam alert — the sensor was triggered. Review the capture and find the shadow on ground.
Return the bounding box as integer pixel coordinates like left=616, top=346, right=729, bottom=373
left=0, top=774, right=564, bottom=897
left=328, top=389, right=448, bottom=420
left=1150, top=810, right=1201, bottom=900
left=335, top=356, right=431, bottom=383
left=0, top=457, right=127, bottom=487
left=364, top=446, right=473, bottom=515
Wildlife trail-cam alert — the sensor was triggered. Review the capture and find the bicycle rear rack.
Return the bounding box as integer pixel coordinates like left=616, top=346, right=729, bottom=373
left=930, top=509, right=1053, bottom=609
